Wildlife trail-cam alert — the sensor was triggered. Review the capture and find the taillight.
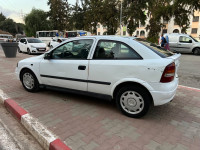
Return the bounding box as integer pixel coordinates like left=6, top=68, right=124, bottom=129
left=160, top=62, right=175, bottom=83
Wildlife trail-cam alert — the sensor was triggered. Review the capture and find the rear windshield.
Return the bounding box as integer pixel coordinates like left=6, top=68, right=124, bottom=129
left=135, top=38, right=174, bottom=58
left=27, top=39, right=43, bottom=43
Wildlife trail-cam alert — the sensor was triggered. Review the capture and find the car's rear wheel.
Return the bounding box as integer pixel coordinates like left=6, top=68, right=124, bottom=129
left=193, top=48, right=200, bottom=55
left=21, top=70, right=39, bottom=92
left=116, top=86, right=150, bottom=118
left=27, top=48, right=31, bottom=55
left=17, top=47, right=22, bottom=53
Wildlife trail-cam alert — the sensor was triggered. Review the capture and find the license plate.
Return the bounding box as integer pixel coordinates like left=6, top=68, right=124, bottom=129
left=38, top=49, right=45, bottom=51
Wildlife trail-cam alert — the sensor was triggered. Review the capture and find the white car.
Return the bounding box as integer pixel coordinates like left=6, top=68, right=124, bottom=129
left=18, top=38, right=47, bottom=55
left=49, top=38, right=68, bottom=49
left=15, top=36, right=181, bottom=118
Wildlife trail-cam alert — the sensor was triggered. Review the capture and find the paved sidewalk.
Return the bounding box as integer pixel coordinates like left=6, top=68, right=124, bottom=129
left=0, top=50, right=200, bottom=150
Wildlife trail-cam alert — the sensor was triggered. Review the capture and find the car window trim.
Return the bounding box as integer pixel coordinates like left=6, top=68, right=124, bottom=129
left=49, top=39, right=95, bottom=60
left=92, top=39, right=143, bottom=60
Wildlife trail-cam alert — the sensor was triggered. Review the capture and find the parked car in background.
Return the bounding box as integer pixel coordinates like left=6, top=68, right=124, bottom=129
left=16, top=36, right=181, bottom=118
left=16, top=34, right=26, bottom=42
left=0, top=34, right=13, bottom=42
left=18, top=38, right=47, bottom=55
left=49, top=37, right=68, bottom=48
left=165, top=33, right=200, bottom=55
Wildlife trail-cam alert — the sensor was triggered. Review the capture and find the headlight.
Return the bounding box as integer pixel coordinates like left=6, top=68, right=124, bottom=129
left=31, top=45, right=36, bottom=48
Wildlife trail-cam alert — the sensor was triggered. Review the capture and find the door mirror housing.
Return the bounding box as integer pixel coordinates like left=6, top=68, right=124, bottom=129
left=44, top=53, right=51, bottom=59
left=24, top=42, right=27, bottom=44
left=189, top=40, right=192, bottom=43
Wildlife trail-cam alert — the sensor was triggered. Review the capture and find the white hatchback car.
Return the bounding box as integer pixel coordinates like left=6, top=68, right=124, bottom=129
left=49, top=38, right=68, bottom=49
left=16, top=36, right=181, bottom=118
left=18, top=38, right=47, bottom=55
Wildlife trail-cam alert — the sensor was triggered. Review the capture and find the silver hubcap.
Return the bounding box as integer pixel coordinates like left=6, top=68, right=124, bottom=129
left=23, top=73, right=34, bottom=90
left=120, top=91, right=144, bottom=114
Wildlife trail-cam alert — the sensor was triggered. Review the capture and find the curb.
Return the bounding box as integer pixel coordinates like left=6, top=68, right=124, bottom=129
left=0, top=89, right=71, bottom=150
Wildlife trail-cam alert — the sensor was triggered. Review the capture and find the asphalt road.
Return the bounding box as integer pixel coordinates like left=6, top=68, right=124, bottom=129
left=178, top=54, right=200, bottom=89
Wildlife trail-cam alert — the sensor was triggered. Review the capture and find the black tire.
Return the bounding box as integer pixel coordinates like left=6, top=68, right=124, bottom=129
left=193, top=48, right=200, bottom=55
left=17, top=47, right=21, bottom=53
left=27, top=48, right=31, bottom=55
left=21, top=69, right=40, bottom=92
left=116, top=86, right=150, bottom=118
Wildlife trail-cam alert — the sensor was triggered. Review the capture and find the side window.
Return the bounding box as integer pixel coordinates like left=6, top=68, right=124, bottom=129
left=179, top=36, right=192, bottom=43
left=51, top=39, right=93, bottom=59
left=93, top=40, right=142, bottom=59
left=20, top=39, right=24, bottom=43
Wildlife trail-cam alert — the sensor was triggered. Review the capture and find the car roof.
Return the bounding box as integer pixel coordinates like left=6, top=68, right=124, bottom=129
left=67, top=35, right=136, bottom=43
left=165, top=33, right=190, bottom=37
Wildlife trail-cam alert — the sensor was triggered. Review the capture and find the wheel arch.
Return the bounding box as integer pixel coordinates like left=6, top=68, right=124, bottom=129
left=192, top=47, right=200, bottom=53
left=19, top=67, right=40, bottom=83
left=112, top=81, right=154, bottom=105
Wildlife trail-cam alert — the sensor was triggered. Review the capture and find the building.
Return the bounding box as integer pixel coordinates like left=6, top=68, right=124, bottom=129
left=97, top=10, right=200, bottom=40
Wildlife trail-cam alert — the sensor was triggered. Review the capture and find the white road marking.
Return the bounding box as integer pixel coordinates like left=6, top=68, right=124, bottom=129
left=178, top=85, right=200, bottom=92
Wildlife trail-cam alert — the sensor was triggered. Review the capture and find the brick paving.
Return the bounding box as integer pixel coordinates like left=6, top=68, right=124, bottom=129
left=0, top=49, right=200, bottom=150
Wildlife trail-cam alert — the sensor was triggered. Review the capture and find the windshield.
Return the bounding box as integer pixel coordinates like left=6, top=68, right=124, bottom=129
left=135, top=38, right=174, bottom=58
left=27, top=39, right=43, bottom=43
left=189, top=35, right=198, bottom=42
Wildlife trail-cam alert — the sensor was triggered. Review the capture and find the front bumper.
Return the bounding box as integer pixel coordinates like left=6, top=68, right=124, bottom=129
left=31, top=47, right=46, bottom=53
left=149, top=77, right=179, bottom=106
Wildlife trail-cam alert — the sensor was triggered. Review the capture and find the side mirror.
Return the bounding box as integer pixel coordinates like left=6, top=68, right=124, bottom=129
left=44, top=53, right=51, bottom=59
left=189, top=40, right=192, bottom=43
left=24, top=42, right=27, bottom=44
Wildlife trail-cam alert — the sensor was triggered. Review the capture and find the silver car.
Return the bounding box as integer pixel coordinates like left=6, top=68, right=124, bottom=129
left=165, top=33, right=200, bottom=55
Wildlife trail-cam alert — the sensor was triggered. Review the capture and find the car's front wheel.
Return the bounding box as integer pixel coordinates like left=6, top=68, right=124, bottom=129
left=116, top=86, right=150, bottom=118
left=27, top=48, right=31, bottom=55
left=17, top=47, right=22, bottom=53
left=21, top=70, right=40, bottom=92
left=193, top=48, right=200, bottom=55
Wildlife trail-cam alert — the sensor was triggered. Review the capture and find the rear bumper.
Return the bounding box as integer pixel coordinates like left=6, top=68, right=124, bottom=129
left=149, top=78, right=178, bottom=106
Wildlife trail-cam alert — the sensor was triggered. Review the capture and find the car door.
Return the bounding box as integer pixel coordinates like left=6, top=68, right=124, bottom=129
left=19, top=39, right=25, bottom=52
left=178, top=36, right=193, bottom=53
left=39, top=38, right=95, bottom=91
left=88, top=40, right=142, bottom=95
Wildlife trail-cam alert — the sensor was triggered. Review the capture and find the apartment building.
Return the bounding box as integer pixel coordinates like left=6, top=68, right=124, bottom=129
left=97, top=10, right=200, bottom=40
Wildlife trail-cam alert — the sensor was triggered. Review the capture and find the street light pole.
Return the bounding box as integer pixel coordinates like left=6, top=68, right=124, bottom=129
left=120, top=0, right=122, bottom=36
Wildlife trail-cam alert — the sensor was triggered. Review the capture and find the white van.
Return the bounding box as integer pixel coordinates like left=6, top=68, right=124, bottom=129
left=0, top=34, right=13, bottom=42
left=165, top=33, right=200, bottom=55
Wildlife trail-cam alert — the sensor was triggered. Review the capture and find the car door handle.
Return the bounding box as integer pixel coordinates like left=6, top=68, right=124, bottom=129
left=78, top=65, right=86, bottom=70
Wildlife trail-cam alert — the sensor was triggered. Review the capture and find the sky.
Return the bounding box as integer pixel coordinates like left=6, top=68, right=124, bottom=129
left=0, top=0, right=76, bottom=23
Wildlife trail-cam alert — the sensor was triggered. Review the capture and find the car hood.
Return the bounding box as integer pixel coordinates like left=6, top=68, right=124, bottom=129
left=29, top=43, right=46, bottom=47
left=19, top=54, right=44, bottom=63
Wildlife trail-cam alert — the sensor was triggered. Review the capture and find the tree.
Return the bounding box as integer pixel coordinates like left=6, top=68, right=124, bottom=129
left=24, top=8, right=52, bottom=37
left=0, top=18, right=17, bottom=35
left=16, top=23, right=25, bottom=34
left=70, top=3, right=85, bottom=30
left=172, top=0, right=200, bottom=33
left=82, top=0, right=104, bottom=34
left=100, top=0, right=120, bottom=35
left=145, top=0, right=174, bottom=42
left=0, top=12, right=6, bottom=23
left=47, top=0, right=71, bottom=31
left=122, top=0, right=147, bottom=36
